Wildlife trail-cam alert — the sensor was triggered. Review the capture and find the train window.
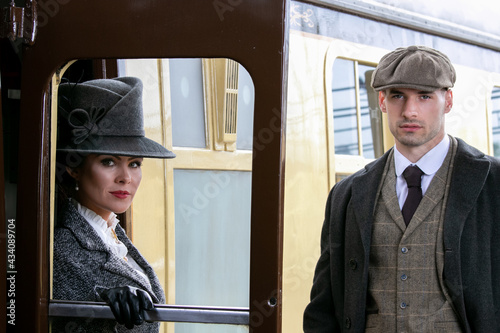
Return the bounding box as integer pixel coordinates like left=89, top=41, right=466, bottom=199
left=49, top=58, right=253, bottom=332
left=168, top=59, right=207, bottom=148
left=491, top=86, right=500, bottom=156
left=331, top=58, right=383, bottom=159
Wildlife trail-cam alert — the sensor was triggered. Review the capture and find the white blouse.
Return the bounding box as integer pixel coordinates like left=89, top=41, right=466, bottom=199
left=72, top=199, right=150, bottom=284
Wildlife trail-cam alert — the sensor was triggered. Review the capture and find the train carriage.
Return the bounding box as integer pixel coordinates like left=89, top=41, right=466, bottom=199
left=1, top=0, right=500, bottom=332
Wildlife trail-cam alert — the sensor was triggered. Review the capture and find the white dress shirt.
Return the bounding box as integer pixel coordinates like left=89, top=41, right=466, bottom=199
left=394, top=135, right=450, bottom=209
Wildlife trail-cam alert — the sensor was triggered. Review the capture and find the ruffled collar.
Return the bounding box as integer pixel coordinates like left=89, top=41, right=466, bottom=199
left=71, top=199, right=127, bottom=260
left=72, top=198, right=119, bottom=230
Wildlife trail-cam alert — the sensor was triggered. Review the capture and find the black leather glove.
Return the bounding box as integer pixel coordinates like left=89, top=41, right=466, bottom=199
left=100, top=286, right=154, bottom=329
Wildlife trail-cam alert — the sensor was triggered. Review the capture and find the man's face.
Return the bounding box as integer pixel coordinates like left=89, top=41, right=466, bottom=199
left=379, top=87, right=453, bottom=155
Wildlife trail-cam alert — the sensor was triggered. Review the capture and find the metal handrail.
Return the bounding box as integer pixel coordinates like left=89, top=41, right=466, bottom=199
left=49, top=300, right=249, bottom=325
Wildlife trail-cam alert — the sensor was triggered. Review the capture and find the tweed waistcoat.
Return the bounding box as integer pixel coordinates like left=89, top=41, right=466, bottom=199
left=366, top=137, right=462, bottom=332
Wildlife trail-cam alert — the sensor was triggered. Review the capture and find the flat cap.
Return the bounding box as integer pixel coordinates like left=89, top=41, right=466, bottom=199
left=371, top=45, right=456, bottom=91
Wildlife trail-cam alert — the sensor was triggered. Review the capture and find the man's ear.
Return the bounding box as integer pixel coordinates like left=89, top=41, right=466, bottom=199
left=66, top=166, right=80, bottom=180
left=378, top=91, right=387, bottom=113
left=444, top=89, right=453, bottom=114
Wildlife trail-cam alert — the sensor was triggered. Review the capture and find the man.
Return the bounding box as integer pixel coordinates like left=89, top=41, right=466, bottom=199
left=303, top=45, right=500, bottom=332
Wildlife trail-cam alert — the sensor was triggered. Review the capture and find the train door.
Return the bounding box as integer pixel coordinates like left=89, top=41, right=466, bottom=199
left=3, top=1, right=289, bottom=332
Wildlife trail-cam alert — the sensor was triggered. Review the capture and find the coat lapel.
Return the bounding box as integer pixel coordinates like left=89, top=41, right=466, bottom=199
left=58, top=203, right=161, bottom=302
left=444, top=139, right=490, bottom=251
left=442, top=138, right=490, bottom=327
left=351, top=149, right=392, bottom=253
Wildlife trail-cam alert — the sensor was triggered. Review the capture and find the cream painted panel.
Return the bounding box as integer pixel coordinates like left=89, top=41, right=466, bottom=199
left=282, top=32, right=333, bottom=333
left=447, top=64, right=496, bottom=153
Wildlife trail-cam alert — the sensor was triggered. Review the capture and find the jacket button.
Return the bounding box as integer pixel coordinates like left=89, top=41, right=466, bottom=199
left=345, top=317, right=351, bottom=328
left=349, top=259, right=357, bottom=270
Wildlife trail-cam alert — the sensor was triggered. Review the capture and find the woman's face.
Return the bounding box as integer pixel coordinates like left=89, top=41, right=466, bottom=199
left=67, top=154, right=143, bottom=221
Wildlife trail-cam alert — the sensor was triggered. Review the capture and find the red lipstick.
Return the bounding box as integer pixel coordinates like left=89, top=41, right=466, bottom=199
left=110, top=191, right=130, bottom=199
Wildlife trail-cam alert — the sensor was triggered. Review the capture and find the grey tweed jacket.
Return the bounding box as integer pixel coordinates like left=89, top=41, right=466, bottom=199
left=303, top=137, right=500, bottom=333
left=52, top=202, right=165, bottom=333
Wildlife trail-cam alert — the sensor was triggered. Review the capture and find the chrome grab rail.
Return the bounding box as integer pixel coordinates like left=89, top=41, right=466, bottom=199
left=49, top=300, right=249, bottom=325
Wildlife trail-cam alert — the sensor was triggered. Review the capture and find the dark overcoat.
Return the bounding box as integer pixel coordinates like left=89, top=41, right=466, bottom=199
left=303, top=138, right=500, bottom=332
left=52, top=202, right=166, bottom=332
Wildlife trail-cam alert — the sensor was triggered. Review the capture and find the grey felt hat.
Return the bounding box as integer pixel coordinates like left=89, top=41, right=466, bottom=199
left=371, top=45, right=456, bottom=91
left=57, top=77, right=175, bottom=159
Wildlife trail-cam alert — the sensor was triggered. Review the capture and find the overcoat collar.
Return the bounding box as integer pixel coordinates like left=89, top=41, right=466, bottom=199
left=350, top=149, right=391, bottom=253
left=443, top=138, right=490, bottom=252
left=442, top=138, right=490, bottom=329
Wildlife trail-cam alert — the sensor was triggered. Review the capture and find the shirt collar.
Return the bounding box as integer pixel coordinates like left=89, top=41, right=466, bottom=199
left=394, top=134, right=450, bottom=177
left=71, top=198, right=119, bottom=231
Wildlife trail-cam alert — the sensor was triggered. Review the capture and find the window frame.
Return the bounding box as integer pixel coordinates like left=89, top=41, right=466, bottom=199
left=324, top=41, right=392, bottom=187
left=14, top=1, right=288, bottom=332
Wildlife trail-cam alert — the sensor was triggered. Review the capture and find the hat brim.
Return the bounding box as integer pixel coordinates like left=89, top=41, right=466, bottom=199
left=57, top=136, right=176, bottom=159
left=374, top=83, right=448, bottom=92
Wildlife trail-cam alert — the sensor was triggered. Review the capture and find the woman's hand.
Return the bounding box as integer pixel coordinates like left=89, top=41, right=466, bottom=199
left=100, top=286, right=154, bottom=329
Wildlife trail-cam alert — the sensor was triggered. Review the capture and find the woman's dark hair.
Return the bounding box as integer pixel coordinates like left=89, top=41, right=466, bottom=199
left=55, top=151, right=87, bottom=220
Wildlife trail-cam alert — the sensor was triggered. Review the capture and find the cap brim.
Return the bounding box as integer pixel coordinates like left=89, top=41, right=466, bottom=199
left=57, top=136, right=176, bottom=159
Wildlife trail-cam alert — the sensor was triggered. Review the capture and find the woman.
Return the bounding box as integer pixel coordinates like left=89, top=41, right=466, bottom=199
left=53, top=77, right=175, bottom=332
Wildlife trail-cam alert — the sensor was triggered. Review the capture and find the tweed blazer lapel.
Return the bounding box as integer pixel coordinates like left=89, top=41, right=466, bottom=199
left=351, top=149, right=392, bottom=253
left=58, top=203, right=162, bottom=303
left=114, top=226, right=165, bottom=303
left=58, top=202, right=112, bottom=252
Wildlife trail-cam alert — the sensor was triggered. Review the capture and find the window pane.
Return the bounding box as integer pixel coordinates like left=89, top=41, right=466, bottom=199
left=492, top=87, right=500, bottom=156
left=236, top=65, right=255, bottom=150
left=170, top=59, right=207, bottom=148
left=175, top=323, right=249, bottom=333
left=174, top=169, right=251, bottom=307
left=332, top=59, right=358, bottom=155
left=358, top=64, right=378, bottom=159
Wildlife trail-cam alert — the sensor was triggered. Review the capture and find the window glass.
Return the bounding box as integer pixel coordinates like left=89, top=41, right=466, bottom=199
left=174, top=169, right=251, bottom=307
left=358, top=64, right=376, bottom=159
left=236, top=64, right=255, bottom=150
left=492, top=86, right=500, bottom=156
left=51, top=58, right=254, bottom=330
left=170, top=59, right=207, bottom=148
left=332, top=59, right=358, bottom=155
left=176, top=323, right=249, bottom=333
left=331, top=59, right=380, bottom=158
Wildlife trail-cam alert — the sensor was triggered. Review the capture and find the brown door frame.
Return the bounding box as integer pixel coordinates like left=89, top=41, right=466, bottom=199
left=16, top=1, right=288, bottom=332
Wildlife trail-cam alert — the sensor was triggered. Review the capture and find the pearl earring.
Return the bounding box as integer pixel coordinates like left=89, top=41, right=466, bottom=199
left=75, top=182, right=79, bottom=191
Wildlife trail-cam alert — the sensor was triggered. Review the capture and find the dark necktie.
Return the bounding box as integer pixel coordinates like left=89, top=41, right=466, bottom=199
left=402, top=165, right=424, bottom=226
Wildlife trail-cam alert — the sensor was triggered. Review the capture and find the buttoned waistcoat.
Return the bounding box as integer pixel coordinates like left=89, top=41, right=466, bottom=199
left=52, top=202, right=165, bottom=333
left=303, top=137, right=500, bottom=333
